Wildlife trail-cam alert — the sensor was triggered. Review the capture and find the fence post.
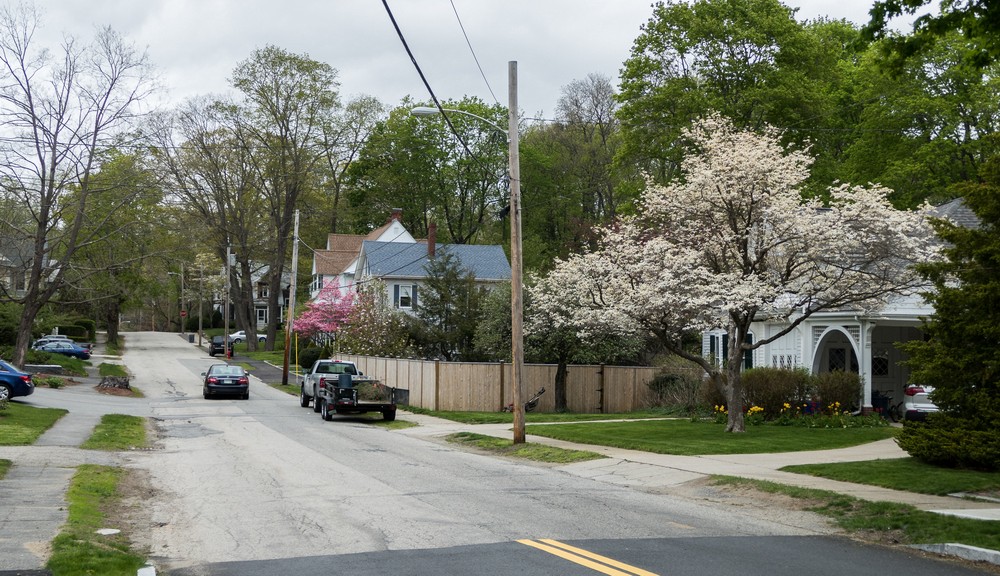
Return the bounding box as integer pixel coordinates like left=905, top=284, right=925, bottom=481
left=598, top=364, right=605, bottom=413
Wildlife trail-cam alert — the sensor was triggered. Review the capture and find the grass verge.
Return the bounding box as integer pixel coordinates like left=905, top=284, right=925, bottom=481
left=46, top=465, right=148, bottom=576
left=269, top=382, right=299, bottom=396
left=0, top=403, right=67, bottom=445
left=37, top=354, right=90, bottom=377
left=81, top=415, right=148, bottom=451
left=98, top=363, right=129, bottom=377
left=782, top=457, right=1000, bottom=497
left=524, top=419, right=896, bottom=455
left=447, top=432, right=605, bottom=464
left=714, top=476, right=1000, bottom=551
left=0, top=458, right=9, bottom=479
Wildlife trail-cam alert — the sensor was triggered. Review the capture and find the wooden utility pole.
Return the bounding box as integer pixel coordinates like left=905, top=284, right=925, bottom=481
left=509, top=60, right=525, bottom=444
left=282, top=210, right=300, bottom=386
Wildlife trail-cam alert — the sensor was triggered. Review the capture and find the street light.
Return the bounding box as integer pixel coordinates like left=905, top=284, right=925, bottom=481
left=411, top=61, right=525, bottom=443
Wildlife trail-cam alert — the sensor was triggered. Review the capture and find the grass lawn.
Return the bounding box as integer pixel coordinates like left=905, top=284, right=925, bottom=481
left=0, top=458, right=9, bottom=479
left=81, top=414, right=148, bottom=451
left=782, top=457, right=1000, bottom=496
left=524, top=419, right=897, bottom=455
left=98, top=363, right=129, bottom=377
left=448, top=432, right=605, bottom=464
left=0, top=402, right=67, bottom=445
left=46, top=465, right=148, bottom=576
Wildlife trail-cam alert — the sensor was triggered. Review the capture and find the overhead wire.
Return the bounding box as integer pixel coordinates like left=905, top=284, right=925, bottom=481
left=449, top=0, right=500, bottom=106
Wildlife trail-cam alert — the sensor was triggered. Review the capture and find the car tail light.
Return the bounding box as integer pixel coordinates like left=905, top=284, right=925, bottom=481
left=20, top=375, right=31, bottom=383
left=207, top=377, right=219, bottom=384
left=905, top=386, right=925, bottom=396
left=318, top=377, right=327, bottom=390
left=238, top=377, right=249, bottom=385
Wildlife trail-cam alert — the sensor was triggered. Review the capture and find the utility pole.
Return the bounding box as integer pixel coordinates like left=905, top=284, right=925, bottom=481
left=282, top=210, right=299, bottom=386
left=509, top=61, right=525, bottom=444
left=225, top=244, right=231, bottom=358
left=198, top=262, right=204, bottom=347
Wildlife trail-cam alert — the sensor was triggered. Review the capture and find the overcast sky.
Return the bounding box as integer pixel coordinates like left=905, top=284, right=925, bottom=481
left=36, top=0, right=916, bottom=118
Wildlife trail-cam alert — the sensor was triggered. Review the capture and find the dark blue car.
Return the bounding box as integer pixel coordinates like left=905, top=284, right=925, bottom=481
left=0, top=359, right=35, bottom=401
left=34, top=341, right=91, bottom=360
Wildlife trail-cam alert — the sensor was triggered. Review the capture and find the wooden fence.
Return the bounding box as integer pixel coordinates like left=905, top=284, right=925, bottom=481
left=337, top=354, right=659, bottom=413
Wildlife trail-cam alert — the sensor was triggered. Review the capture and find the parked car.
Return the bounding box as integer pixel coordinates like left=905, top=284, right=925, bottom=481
left=904, top=384, right=938, bottom=421
left=228, top=330, right=265, bottom=344
left=0, top=359, right=34, bottom=401
left=31, top=335, right=74, bottom=348
left=34, top=340, right=91, bottom=360
left=202, top=363, right=250, bottom=399
left=208, top=336, right=228, bottom=357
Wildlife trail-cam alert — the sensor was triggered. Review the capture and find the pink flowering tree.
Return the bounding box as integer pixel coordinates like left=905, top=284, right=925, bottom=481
left=294, top=278, right=355, bottom=343
left=530, top=115, right=938, bottom=432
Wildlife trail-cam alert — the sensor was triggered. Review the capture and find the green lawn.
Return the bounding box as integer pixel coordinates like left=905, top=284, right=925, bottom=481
left=0, top=403, right=67, bottom=445
left=402, top=405, right=673, bottom=425
left=782, top=458, right=1000, bottom=496
left=524, top=419, right=897, bottom=455
left=81, top=414, right=148, bottom=451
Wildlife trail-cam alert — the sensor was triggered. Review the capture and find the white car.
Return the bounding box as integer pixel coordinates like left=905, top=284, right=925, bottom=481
left=904, top=384, right=938, bottom=421
left=227, top=330, right=266, bottom=344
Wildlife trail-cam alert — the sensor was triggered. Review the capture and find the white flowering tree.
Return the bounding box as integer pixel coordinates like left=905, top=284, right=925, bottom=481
left=530, top=116, right=936, bottom=432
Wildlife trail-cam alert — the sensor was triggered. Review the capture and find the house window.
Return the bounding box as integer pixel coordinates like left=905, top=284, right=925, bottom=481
left=872, top=352, right=890, bottom=377
left=394, top=284, right=418, bottom=309
left=256, top=283, right=268, bottom=299
left=257, top=307, right=267, bottom=325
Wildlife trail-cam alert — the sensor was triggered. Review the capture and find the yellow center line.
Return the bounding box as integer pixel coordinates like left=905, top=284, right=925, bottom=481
left=517, top=539, right=659, bottom=576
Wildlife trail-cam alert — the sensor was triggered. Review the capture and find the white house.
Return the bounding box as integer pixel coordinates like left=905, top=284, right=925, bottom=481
left=702, top=198, right=978, bottom=411
left=309, top=208, right=416, bottom=301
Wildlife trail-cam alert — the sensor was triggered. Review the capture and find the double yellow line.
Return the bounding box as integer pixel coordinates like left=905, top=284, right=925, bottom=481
left=518, top=539, right=659, bottom=576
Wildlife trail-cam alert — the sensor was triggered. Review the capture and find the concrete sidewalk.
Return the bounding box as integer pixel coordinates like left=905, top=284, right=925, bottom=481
left=397, top=412, right=1000, bottom=520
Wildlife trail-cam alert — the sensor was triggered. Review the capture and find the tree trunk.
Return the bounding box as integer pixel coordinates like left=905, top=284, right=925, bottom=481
left=554, top=356, right=569, bottom=412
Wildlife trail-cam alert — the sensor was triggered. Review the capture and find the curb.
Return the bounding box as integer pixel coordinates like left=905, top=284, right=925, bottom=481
left=912, top=543, right=1000, bottom=565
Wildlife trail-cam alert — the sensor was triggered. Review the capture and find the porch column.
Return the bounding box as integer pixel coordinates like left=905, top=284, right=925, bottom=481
left=859, top=321, right=874, bottom=414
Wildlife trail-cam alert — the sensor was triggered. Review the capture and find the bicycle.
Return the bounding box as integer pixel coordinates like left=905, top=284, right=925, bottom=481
left=502, top=387, right=546, bottom=413
left=872, top=389, right=903, bottom=422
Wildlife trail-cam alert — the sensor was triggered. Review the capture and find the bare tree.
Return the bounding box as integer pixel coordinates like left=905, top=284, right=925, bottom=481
left=0, top=4, right=155, bottom=366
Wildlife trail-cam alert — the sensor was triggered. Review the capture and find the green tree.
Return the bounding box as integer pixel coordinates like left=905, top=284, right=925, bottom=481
left=866, top=0, right=1000, bottom=69
left=411, top=250, right=484, bottom=361
left=843, top=32, right=1000, bottom=208
left=346, top=97, right=508, bottom=244
left=60, top=152, right=163, bottom=347
left=617, top=1, right=865, bottom=196
left=899, top=157, right=1000, bottom=469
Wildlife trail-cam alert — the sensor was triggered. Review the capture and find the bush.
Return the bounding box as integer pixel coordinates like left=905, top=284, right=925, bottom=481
left=898, top=414, right=1000, bottom=471
left=297, top=346, right=324, bottom=371
left=647, top=372, right=703, bottom=412
left=815, top=370, right=862, bottom=412
left=741, top=367, right=813, bottom=419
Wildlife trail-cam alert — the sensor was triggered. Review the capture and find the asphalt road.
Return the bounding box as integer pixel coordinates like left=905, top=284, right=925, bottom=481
left=8, top=331, right=994, bottom=575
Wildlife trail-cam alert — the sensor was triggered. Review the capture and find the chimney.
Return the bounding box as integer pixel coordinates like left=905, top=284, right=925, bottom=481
left=427, top=222, right=436, bottom=258
left=387, top=208, right=403, bottom=224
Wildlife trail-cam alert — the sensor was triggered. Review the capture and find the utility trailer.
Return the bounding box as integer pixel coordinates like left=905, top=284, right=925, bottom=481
left=316, top=372, right=398, bottom=422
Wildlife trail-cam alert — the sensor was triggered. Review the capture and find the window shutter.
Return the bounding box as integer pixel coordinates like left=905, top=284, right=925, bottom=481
left=393, top=284, right=400, bottom=308
left=411, top=285, right=418, bottom=308
left=722, top=334, right=728, bottom=360
left=744, top=334, right=754, bottom=369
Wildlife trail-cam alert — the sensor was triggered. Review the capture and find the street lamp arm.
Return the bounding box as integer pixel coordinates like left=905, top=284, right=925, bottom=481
left=410, top=106, right=508, bottom=139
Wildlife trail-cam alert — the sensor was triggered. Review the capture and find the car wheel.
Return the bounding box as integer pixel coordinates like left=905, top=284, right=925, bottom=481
left=203, top=388, right=211, bottom=399
left=232, top=338, right=242, bottom=344
left=243, top=390, right=250, bottom=400
left=312, top=387, right=322, bottom=413
left=383, top=408, right=396, bottom=422
left=299, top=386, right=310, bottom=408
left=258, top=336, right=266, bottom=342
left=0, top=384, right=11, bottom=402
left=321, top=399, right=332, bottom=421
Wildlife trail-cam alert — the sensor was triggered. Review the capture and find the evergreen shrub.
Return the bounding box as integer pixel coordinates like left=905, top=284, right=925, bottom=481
left=815, top=370, right=862, bottom=412
left=898, top=414, right=1000, bottom=471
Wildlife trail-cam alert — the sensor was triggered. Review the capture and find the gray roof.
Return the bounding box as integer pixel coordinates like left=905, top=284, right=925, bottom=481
left=361, top=241, right=511, bottom=281
left=932, top=198, right=980, bottom=229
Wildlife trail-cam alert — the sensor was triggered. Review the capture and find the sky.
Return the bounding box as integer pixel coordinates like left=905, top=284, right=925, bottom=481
left=34, top=0, right=917, bottom=119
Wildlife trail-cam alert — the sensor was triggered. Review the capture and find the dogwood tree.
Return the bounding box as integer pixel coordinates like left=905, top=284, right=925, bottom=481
left=531, top=116, right=936, bottom=432
left=294, top=279, right=354, bottom=340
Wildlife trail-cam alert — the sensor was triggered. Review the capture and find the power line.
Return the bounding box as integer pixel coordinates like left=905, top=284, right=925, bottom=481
left=449, top=0, right=499, bottom=105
